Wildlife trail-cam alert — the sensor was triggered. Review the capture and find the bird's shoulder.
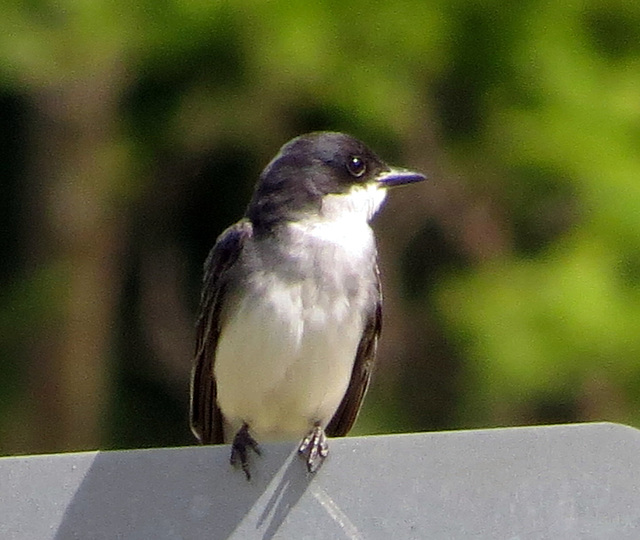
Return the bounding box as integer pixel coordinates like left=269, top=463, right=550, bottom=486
left=205, top=220, right=253, bottom=272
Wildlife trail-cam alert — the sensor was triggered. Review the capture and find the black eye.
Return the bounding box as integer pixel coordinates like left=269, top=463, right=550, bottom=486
left=346, top=155, right=366, bottom=178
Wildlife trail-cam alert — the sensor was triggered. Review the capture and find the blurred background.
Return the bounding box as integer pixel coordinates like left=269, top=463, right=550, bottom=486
left=1, top=0, right=640, bottom=456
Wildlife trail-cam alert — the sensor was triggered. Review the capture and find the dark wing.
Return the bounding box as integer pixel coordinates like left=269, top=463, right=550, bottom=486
left=189, top=220, right=252, bottom=444
left=325, top=265, right=382, bottom=437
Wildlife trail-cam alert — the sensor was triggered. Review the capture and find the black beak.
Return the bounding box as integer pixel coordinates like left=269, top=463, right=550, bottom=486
left=377, top=167, right=427, bottom=187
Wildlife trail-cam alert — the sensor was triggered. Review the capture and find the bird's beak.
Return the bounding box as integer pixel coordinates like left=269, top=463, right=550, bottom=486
left=376, top=167, right=427, bottom=188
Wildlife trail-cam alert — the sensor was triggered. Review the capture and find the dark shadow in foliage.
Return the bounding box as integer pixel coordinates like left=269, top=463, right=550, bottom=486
left=400, top=218, right=467, bottom=302
left=583, top=6, right=640, bottom=60
left=396, top=220, right=468, bottom=431
left=506, top=163, right=580, bottom=257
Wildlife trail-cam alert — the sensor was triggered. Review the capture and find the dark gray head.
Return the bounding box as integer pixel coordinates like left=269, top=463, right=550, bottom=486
left=246, top=132, right=425, bottom=233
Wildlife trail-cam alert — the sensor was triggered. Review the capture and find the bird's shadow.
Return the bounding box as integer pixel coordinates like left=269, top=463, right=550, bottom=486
left=52, top=442, right=313, bottom=540
left=255, top=451, right=312, bottom=539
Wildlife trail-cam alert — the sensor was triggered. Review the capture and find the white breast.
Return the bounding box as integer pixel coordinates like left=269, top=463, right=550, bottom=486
left=214, top=196, right=381, bottom=442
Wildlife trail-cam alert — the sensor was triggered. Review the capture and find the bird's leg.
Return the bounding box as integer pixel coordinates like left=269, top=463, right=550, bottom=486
left=298, top=421, right=329, bottom=473
left=230, top=423, right=261, bottom=480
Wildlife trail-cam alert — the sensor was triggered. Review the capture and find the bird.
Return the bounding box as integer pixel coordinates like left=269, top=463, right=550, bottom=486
left=190, top=131, right=426, bottom=480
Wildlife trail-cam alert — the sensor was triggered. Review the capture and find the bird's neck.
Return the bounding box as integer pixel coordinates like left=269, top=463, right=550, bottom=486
left=320, top=183, right=387, bottom=223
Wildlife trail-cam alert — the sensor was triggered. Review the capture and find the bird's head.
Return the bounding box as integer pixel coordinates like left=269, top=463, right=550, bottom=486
left=246, top=132, right=426, bottom=232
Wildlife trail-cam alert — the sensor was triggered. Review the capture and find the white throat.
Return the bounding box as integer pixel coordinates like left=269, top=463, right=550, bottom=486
left=284, top=183, right=386, bottom=258
left=320, top=183, right=387, bottom=223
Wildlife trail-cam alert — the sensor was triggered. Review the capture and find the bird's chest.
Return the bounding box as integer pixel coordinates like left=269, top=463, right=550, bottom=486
left=214, top=223, right=377, bottom=439
left=242, top=220, right=377, bottom=323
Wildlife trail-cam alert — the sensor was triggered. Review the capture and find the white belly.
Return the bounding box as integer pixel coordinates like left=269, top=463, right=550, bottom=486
left=214, top=276, right=366, bottom=442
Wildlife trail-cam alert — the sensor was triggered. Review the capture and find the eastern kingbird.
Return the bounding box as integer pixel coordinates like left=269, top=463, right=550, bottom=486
left=190, top=132, right=425, bottom=479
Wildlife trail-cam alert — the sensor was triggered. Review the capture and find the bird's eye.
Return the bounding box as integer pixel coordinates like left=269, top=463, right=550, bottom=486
left=346, top=155, right=366, bottom=178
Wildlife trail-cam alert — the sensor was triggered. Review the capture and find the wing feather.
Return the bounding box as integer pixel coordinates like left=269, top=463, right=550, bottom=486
left=189, top=220, right=252, bottom=444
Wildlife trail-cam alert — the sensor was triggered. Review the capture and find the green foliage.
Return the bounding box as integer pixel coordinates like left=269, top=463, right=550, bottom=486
left=1, top=0, right=640, bottom=451
left=436, top=0, right=640, bottom=427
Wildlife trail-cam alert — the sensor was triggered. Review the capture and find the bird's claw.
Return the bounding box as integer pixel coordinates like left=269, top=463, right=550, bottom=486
left=298, top=422, right=329, bottom=473
left=230, top=423, right=261, bottom=480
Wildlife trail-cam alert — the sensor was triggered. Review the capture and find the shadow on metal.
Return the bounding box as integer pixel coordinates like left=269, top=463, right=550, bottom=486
left=52, top=442, right=312, bottom=539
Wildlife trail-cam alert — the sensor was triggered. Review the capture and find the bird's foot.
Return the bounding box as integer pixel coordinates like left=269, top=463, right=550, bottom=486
left=230, top=423, right=261, bottom=481
left=298, top=422, right=329, bottom=473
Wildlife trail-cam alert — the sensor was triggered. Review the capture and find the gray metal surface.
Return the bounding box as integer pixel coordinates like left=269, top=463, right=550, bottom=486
left=1, top=422, right=640, bottom=539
